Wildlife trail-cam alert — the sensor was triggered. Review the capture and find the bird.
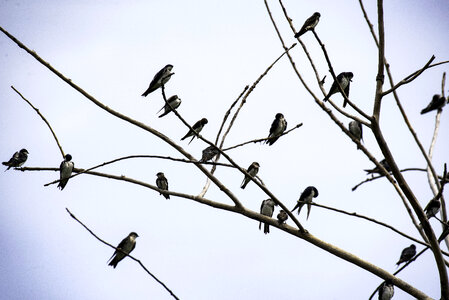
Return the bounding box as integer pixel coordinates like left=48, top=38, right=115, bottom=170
left=348, top=120, right=363, bottom=149
left=58, top=154, right=74, bottom=190
left=158, top=95, right=181, bottom=118
left=2, top=148, right=29, bottom=171
left=291, top=186, right=319, bottom=220
left=323, top=72, right=354, bottom=107
left=265, top=113, right=287, bottom=146
left=181, top=118, right=208, bottom=144
left=141, top=64, right=174, bottom=97
left=240, top=162, right=260, bottom=189
left=421, top=94, right=446, bottom=114
left=200, top=145, right=219, bottom=162
left=156, top=172, right=170, bottom=199
left=364, top=159, right=391, bottom=175
left=259, top=199, right=276, bottom=234
left=294, top=12, right=321, bottom=38
left=277, top=210, right=288, bottom=224
left=378, top=280, right=394, bottom=300
left=396, top=244, right=416, bottom=266
left=424, top=199, right=440, bottom=219
left=108, top=232, right=139, bottom=268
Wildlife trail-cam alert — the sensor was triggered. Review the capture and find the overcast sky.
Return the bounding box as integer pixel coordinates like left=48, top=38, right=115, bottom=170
left=1, top=0, right=449, bottom=299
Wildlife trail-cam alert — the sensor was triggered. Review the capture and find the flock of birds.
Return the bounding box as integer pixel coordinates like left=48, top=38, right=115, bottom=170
left=2, top=11, right=448, bottom=298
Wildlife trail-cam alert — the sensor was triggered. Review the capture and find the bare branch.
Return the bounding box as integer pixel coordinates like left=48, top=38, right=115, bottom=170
left=10, top=86, right=65, bottom=158
left=65, top=208, right=180, bottom=300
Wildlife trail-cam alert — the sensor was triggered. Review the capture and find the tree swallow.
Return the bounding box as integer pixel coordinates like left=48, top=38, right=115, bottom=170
left=421, top=94, right=446, bottom=114
left=58, top=154, right=74, bottom=190
left=396, top=244, right=416, bottom=266
left=348, top=120, right=363, bottom=149
left=181, top=118, right=208, bottom=144
left=2, top=148, right=29, bottom=171
left=241, top=162, right=260, bottom=189
left=364, top=159, right=391, bottom=175
left=424, top=199, right=440, bottom=219
left=294, top=12, right=321, bottom=38
left=108, top=232, right=139, bottom=268
left=277, top=209, right=288, bottom=224
left=265, top=113, right=287, bottom=146
left=291, top=186, right=319, bottom=220
left=200, top=145, right=219, bottom=162
left=156, top=172, right=170, bottom=200
left=378, top=280, right=394, bottom=300
left=158, top=95, right=181, bottom=118
left=259, top=199, right=276, bottom=234
left=323, top=72, right=353, bottom=107
left=141, top=64, right=174, bottom=97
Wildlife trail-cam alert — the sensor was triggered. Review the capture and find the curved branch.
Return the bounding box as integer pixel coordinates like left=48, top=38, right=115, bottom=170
left=65, top=208, right=180, bottom=300
left=11, top=85, right=65, bottom=158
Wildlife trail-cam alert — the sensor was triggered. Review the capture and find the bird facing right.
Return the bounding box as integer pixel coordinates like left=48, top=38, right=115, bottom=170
left=420, top=94, right=446, bottom=114
left=396, top=244, right=416, bottom=266
left=141, top=64, right=174, bottom=97
left=294, top=12, right=320, bottom=38
left=323, top=72, right=353, bottom=107
left=108, top=232, right=139, bottom=268
left=241, top=162, right=260, bottom=189
left=265, top=113, right=287, bottom=146
left=2, top=148, right=29, bottom=171
left=291, top=186, right=319, bottom=220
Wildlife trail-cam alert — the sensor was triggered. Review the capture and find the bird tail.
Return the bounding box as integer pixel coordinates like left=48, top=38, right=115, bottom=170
left=164, top=193, right=170, bottom=200
left=141, top=87, right=154, bottom=97
left=58, top=179, right=68, bottom=190
left=306, top=203, right=312, bottom=220
left=323, top=94, right=330, bottom=102
left=259, top=222, right=262, bottom=230
left=343, top=99, right=348, bottom=108
left=157, top=105, right=165, bottom=114
left=264, top=223, right=269, bottom=234
left=241, top=178, right=248, bottom=189
left=188, top=135, right=196, bottom=145
left=420, top=108, right=430, bottom=115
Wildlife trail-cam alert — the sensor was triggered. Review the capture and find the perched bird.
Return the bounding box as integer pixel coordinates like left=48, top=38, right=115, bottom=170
left=108, top=232, right=139, bottom=268
left=364, top=159, right=391, bottom=175
left=240, top=162, right=260, bottom=189
left=294, top=12, right=321, bottom=38
left=141, top=64, right=174, bottom=97
left=181, top=118, right=208, bottom=144
left=291, top=186, right=319, bottom=220
left=2, top=148, right=29, bottom=171
left=424, top=199, right=441, bottom=219
left=378, top=280, right=394, bottom=300
left=396, top=244, right=416, bottom=266
left=259, top=199, right=276, bottom=234
left=158, top=95, right=181, bottom=118
left=277, top=210, right=288, bottom=224
left=200, top=145, right=219, bottom=162
left=348, top=120, right=363, bottom=149
left=156, top=172, right=170, bottom=200
left=58, top=154, right=74, bottom=190
left=265, top=113, right=287, bottom=146
left=323, top=72, right=354, bottom=107
left=421, top=94, right=446, bottom=114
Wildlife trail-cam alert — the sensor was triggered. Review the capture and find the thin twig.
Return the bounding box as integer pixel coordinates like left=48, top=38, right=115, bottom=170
left=65, top=208, right=180, bottom=300
left=11, top=86, right=65, bottom=158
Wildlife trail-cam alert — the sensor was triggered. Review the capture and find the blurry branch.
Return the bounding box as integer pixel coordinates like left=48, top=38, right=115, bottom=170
left=43, top=154, right=235, bottom=187
left=10, top=85, right=65, bottom=158
left=382, top=56, right=435, bottom=96
left=222, top=123, right=303, bottom=151
left=0, top=26, right=245, bottom=210
left=311, top=202, right=449, bottom=254
left=65, top=208, right=180, bottom=300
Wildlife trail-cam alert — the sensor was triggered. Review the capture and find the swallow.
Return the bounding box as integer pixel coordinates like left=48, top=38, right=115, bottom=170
left=421, top=94, right=446, bottom=114
left=108, top=232, right=139, bottom=268
left=348, top=120, right=363, bottom=149
left=181, top=118, right=208, bottom=144
left=323, top=72, right=354, bottom=107
left=200, top=145, right=219, bottom=162
left=277, top=210, right=288, bottom=225
left=156, top=172, right=170, bottom=199
left=265, top=113, right=287, bottom=146
left=158, top=95, right=181, bottom=118
left=378, top=280, right=394, bottom=300
left=141, top=64, right=174, bottom=97
left=294, top=12, right=321, bottom=38
left=424, top=199, right=440, bottom=219
left=364, top=159, right=391, bottom=175
left=259, top=199, right=276, bottom=234
left=396, top=244, right=416, bottom=266
left=2, top=148, right=29, bottom=171
left=291, top=186, right=319, bottom=220
left=58, top=154, right=74, bottom=190
left=240, top=162, right=260, bottom=189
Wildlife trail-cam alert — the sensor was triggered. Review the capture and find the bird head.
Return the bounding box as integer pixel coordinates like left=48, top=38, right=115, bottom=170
left=201, top=118, right=208, bottom=125
left=65, top=154, right=72, bottom=161
left=20, top=149, right=29, bottom=154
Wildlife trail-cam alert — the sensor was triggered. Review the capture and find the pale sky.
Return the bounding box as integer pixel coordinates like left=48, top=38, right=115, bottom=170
left=1, top=0, right=449, bottom=299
